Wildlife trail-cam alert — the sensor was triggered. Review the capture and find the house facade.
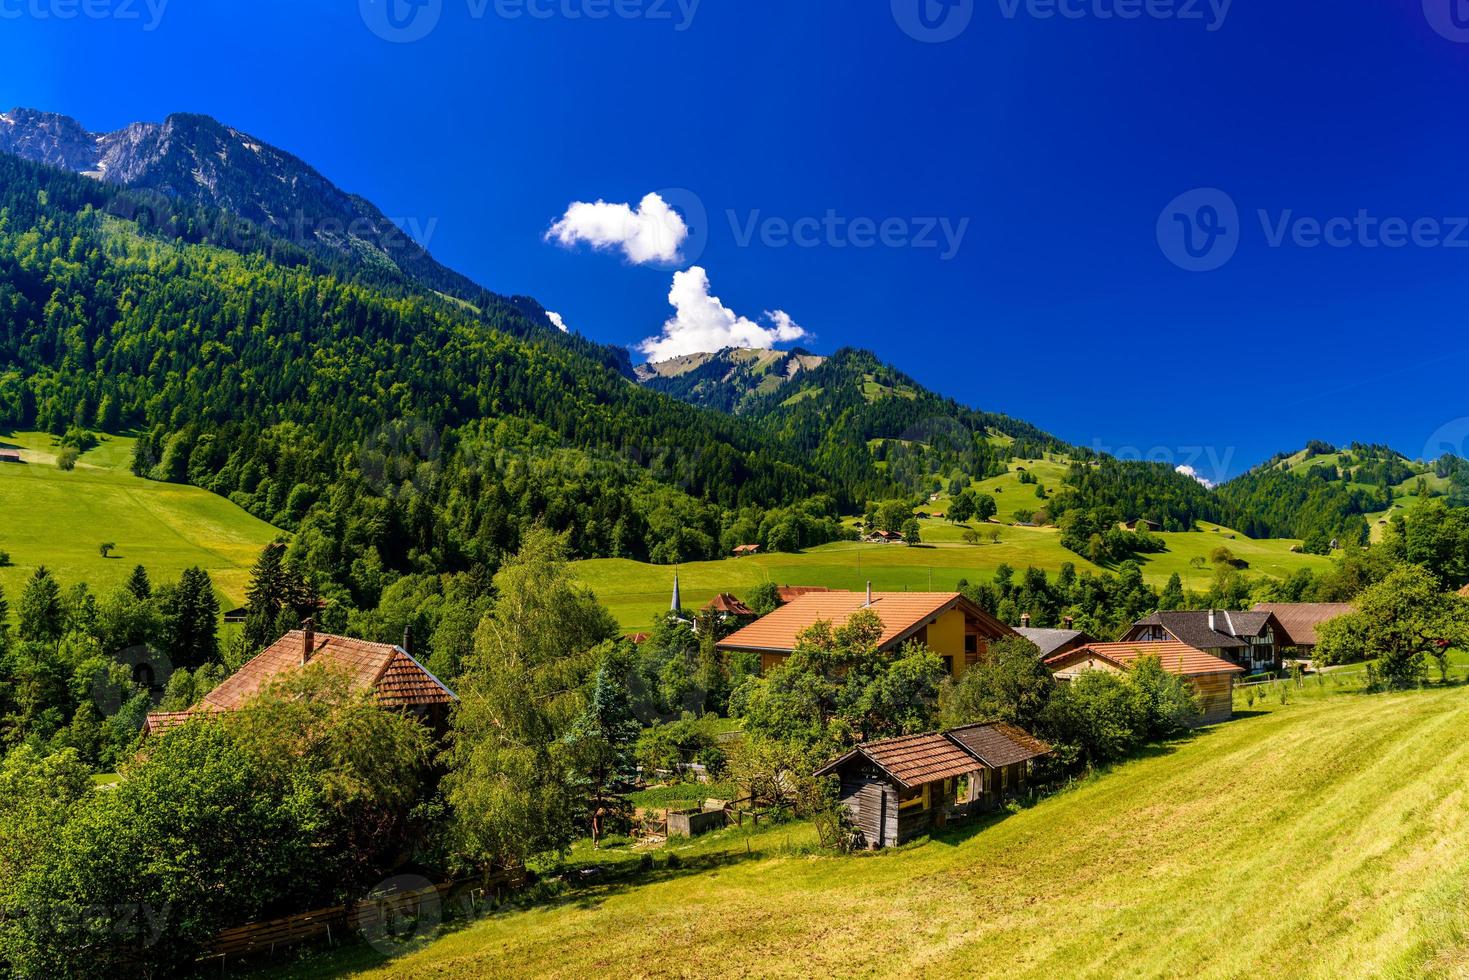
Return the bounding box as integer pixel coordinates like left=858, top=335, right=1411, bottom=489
left=1120, top=609, right=1285, bottom=674
left=717, top=590, right=1016, bottom=678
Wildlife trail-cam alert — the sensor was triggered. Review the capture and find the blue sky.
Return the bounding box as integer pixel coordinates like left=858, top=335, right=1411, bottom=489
left=4, top=0, right=1469, bottom=481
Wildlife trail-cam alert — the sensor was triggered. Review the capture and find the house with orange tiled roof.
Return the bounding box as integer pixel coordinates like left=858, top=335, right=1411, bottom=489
left=1045, top=640, right=1243, bottom=725
left=144, top=622, right=456, bottom=737
left=716, top=588, right=1015, bottom=678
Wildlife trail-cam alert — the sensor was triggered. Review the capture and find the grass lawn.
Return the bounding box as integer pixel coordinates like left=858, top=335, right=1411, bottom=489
left=575, top=523, right=1331, bottom=631
left=276, top=684, right=1469, bottom=979
left=0, top=430, right=282, bottom=606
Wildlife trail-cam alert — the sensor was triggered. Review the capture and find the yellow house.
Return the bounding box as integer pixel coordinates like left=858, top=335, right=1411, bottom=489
left=716, top=590, right=1016, bottom=678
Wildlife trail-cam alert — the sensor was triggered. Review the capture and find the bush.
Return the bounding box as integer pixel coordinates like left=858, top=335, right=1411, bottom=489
left=55, top=446, right=79, bottom=471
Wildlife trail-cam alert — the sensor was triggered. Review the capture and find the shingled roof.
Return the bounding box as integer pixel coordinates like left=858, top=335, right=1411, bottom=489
left=1251, top=602, right=1356, bottom=647
left=1131, top=610, right=1275, bottom=650
left=947, top=722, right=1053, bottom=768
left=144, top=630, right=455, bottom=734
left=717, top=591, right=1014, bottom=655
left=1014, top=627, right=1091, bottom=657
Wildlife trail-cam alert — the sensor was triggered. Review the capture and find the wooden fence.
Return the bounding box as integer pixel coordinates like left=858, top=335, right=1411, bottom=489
left=200, top=869, right=524, bottom=966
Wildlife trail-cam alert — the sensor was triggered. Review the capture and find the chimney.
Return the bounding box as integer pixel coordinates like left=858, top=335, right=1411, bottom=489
left=402, top=625, right=414, bottom=658
left=302, top=617, right=315, bottom=666
left=1208, top=609, right=1217, bottom=633
left=1064, top=616, right=1074, bottom=630
left=865, top=581, right=873, bottom=607
left=1021, top=613, right=1031, bottom=628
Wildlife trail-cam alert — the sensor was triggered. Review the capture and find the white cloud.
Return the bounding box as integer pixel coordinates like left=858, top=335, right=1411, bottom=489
left=1176, top=464, right=1216, bottom=489
left=546, top=192, right=688, bottom=266
left=638, top=266, right=808, bottom=362
left=546, top=311, right=569, bottom=333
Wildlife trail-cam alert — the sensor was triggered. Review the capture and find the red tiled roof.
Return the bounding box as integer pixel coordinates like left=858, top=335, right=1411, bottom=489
left=717, top=591, right=1014, bottom=655
left=145, top=631, right=454, bottom=733
left=705, top=593, right=755, bottom=617
left=1458, top=584, right=1469, bottom=598
left=776, top=586, right=830, bottom=604
left=1058, top=640, right=1244, bottom=677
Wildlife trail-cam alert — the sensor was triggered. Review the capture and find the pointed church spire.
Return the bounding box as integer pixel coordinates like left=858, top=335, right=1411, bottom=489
left=671, top=570, right=682, bottom=612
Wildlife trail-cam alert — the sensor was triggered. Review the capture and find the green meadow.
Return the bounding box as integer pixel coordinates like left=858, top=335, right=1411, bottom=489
left=0, top=431, right=281, bottom=606
left=280, top=684, right=1469, bottom=979
left=574, top=523, right=1330, bottom=631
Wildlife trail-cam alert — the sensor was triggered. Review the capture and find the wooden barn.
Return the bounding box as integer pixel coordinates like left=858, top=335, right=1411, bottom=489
left=814, top=724, right=1052, bottom=849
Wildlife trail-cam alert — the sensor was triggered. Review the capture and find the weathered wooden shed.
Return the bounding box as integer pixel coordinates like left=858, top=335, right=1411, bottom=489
left=814, top=724, right=1053, bottom=849
left=947, top=722, right=1054, bottom=811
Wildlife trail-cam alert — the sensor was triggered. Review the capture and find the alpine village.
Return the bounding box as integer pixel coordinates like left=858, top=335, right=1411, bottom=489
left=0, top=108, right=1468, bottom=979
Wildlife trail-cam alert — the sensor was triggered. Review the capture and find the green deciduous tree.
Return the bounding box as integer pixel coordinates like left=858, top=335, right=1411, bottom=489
left=445, top=527, right=618, bottom=869
left=1316, top=565, right=1469, bottom=687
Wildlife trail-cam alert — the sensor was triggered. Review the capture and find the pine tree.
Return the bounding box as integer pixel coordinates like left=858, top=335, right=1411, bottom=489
left=125, top=564, right=152, bottom=600
left=162, top=567, right=219, bottom=670
left=1160, top=573, right=1186, bottom=611
left=243, top=542, right=297, bottom=650
left=17, top=567, right=64, bottom=644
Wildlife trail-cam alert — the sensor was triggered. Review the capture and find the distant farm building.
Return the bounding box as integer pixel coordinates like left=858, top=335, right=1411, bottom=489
left=222, top=606, right=249, bottom=624
left=1045, top=640, right=1243, bottom=726
left=0, top=450, right=22, bottom=464
left=775, top=585, right=831, bottom=605
left=815, top=723, right=1052, bottom=848
left=863, top=530, right=905, bottom=544
left=703, top=593, right=757, bottom=624
left=1123, top=518, right=1162, bottom=532
left=717, top=590, right=1015, bottom=678
left=1120, top=609, right=1285, bottom=674
left=732, top=544, right=762, bottom=557
left=1251, top=602, right=1356, bottom=657
left=145, top=624, right=456, bottom=737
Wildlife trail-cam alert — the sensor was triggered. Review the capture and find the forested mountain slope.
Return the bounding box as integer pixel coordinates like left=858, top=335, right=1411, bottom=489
left=0, top=107, right=632, bottom=374
left=0, top=152, right=847, bottom=608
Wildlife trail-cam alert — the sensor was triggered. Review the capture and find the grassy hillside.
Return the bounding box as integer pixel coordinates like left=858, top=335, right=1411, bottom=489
left=290, top=686, right=1469, bottom=979
left=575, top=523, right=1330, bottom=630
left=0, top=430, right=281, bottom=605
